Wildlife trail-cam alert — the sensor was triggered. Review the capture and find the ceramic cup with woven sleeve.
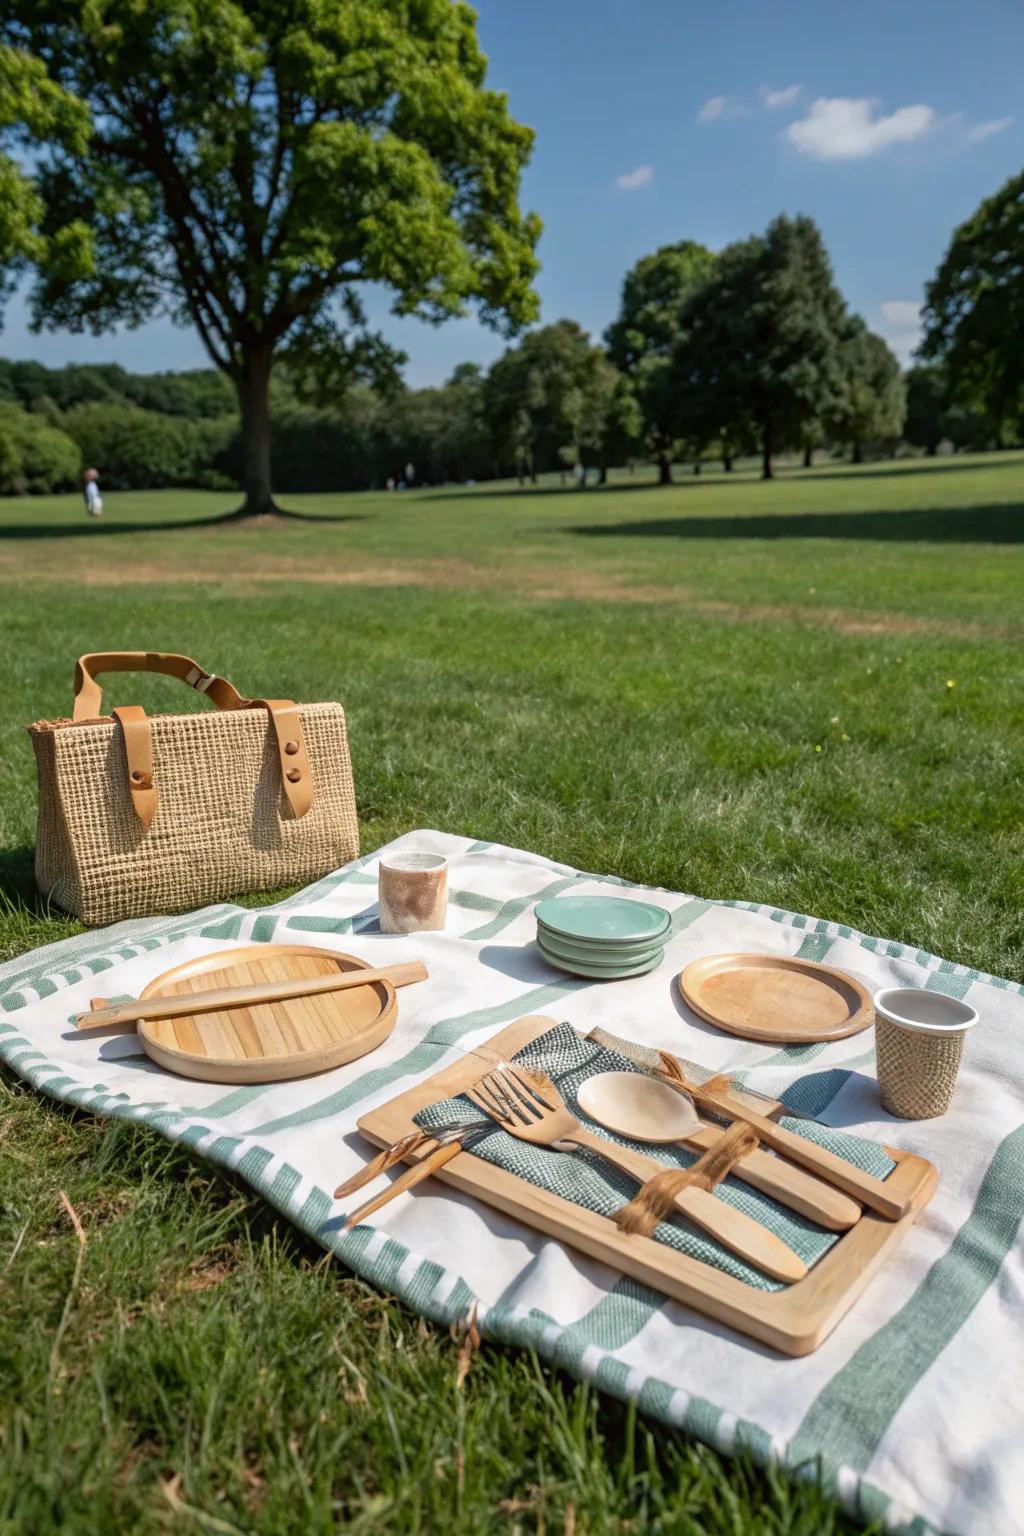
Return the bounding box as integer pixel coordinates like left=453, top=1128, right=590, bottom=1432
left=378, top=851, right=448, bottom=934
left=873, top=987, right=978, bottom=1119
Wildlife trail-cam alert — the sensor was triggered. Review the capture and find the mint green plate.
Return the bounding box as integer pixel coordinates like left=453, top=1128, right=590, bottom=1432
left=537, top=938, right=664, bottom=980
left=536, top=928, right=665, bottom=966
left=534, top=895, right=670, bottom=944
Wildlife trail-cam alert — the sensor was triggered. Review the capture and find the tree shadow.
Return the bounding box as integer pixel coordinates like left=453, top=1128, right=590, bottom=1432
left=425, top=479, right=671, bottom=502
left=0, top=510, right=368, bottom=539
left=425, top=455, right=1023, bottom=502
left=567, top=501, right=1024, bottom=544
left=798, top=456, right=1023, bottom=484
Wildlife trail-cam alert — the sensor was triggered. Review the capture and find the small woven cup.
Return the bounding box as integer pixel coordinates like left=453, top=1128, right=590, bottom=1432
left=873, top=987, right=978, bottom=1119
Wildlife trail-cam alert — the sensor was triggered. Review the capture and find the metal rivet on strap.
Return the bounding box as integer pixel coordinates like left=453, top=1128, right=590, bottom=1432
left=286, top=768, right=301, bottom=783
left=284, top=740, right=299, bottom=755
left=131, top=770, right=143, bottom=782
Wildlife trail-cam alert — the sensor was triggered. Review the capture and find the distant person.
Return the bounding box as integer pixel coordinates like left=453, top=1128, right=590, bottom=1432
left=386, top=476, right=396, bottom=491
left=83, top=467, right=103, bottom=518
left=405, top=461, right=415, bottom=485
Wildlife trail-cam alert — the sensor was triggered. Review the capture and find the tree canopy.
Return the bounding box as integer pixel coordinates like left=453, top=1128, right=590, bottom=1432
left=0, top=43, right=91, bottom=289
left=669, top=215, right=848, bottom=478
left=921, top=168, right=1024, bottom=440
left=483, top=320, right=621, bottom=482
left=605, top=240, right=716, bottom=482
left=829, top=321, right=905, bottom=462
left=1, top=1, right=541, bottom=513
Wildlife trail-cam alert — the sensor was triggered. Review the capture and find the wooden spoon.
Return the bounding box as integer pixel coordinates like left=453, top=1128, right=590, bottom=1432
left=576, top=1072, right=861, bottom=1231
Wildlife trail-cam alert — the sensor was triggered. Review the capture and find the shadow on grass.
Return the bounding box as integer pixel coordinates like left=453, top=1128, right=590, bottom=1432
left=425, top=479, right=669, bottom=502
left=567, top=501, right=1024, bottom=544
left=0, top=509, right=368, bottom=539
left=424, top=454, right=1023, bottom=502
left=797, top=455, right=1024, bottom=484
left=0, top=846, right=39, bottom=911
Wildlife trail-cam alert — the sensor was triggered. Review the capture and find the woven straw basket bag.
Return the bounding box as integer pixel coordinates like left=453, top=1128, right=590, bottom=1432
left=29, top=652, right=359, bottom=926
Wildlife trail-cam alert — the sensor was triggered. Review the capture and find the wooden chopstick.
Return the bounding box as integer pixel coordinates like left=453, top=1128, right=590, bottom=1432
left=76, top=960, right=428, bottom=1033
left=659, top=1055, right=908, bottom=1222
left=682, top=1122, right=861, bottom=1230
left=333, top=1131, right=430, bottom=1199
left=343, top=1141, right=464, bottom=1229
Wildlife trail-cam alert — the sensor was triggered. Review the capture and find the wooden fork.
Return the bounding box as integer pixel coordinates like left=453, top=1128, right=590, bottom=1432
left=466, top=1065, right=807, bottom=1284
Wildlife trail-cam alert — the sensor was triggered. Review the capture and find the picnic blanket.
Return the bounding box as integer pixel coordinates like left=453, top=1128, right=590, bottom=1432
left=1, top=830, right=1021, bottom=1536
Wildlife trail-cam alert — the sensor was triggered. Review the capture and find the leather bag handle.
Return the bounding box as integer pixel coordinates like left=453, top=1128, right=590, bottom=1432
left=73, top=651, right=250, bottom=720
left=73, top=654, right=314, bottom=826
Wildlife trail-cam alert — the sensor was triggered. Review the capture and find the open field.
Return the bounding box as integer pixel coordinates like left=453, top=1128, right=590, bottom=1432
left=1, top=452, right=1023, bottom=1532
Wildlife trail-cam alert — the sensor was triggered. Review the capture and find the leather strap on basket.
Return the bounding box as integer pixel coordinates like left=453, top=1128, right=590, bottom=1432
left=252, top=700, right=315, bottom=819
left=73, top=652, right=250, bottom=721
left=74, top=655, right=314, bottom=825
left=111, top=706, right=159, bottom=831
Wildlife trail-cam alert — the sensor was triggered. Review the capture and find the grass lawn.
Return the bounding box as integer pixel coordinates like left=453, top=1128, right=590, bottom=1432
left=1, top=452, right=1022, bottom=1532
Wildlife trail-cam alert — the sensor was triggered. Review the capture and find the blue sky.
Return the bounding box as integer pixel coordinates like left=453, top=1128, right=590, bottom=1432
left=3, top=0, right=1021, bottom=383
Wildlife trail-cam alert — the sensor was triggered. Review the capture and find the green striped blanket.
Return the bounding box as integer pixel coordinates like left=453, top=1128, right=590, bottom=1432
left=2, top=832, right=1021, bottom=1536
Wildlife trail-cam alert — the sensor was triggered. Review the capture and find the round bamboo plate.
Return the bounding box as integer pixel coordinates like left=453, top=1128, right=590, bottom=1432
left=136, top=945, right=398, bottom=1084
left=678, top=953, right=873, bottom=1044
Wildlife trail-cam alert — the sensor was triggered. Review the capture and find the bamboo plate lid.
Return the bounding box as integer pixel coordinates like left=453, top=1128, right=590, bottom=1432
left=678, top=953, right=873, bottom=1044
left=136, top=945, right=398, bottom=1084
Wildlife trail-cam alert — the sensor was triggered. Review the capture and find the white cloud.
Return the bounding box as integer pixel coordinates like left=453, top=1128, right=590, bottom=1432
left=760, top=84, right=801, bottom=110
left=966, top=115, right=1013, bottom=142
left=698, top=95, right=728, bottom=123
left=697, top=94, right=747, bottom=123
left=614, top=164, right=653, bottom=191
left=786, top=97, right=935, bottom=159
left=878, top=300, right=923, bottom=366
left=880, top=300, right=922, bottom=330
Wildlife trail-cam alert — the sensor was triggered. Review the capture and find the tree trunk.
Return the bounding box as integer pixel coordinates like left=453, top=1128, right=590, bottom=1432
left=598, top=464, right=608, bottom=486
left=693, top=460, right=701, bottom=476
left=852, top=440, right=863, bottom=464
left=722, top=453, right=733, bottom=472
left=926, top=443, right=937, bottom=457
left=237, top=348, right=277, bottom=516
left=803, top=446, right=813, bottom=469
left=761, top=430, right=773, bottom=480
left=658, top=454, right=673, bottom=485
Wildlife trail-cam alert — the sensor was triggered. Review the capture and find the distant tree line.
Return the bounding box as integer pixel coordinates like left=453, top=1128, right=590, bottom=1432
left=0, top=187, right=1020, bottom=496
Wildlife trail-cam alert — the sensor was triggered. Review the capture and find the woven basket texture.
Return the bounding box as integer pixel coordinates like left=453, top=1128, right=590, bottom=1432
left=30, top=702, right=358, bottom=926
left=875, top=1016, right=966, bottom=1119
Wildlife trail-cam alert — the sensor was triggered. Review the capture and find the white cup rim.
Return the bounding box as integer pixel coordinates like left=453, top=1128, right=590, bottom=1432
left=873, top=986, right=978, bottom=1036
left=379, top=851, right=448, bottom=873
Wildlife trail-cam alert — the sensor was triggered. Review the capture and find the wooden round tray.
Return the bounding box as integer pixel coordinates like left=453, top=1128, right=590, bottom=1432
left=137, top=944, right=398, bottom=1084
left=677, top=953, right=873, bottom=1044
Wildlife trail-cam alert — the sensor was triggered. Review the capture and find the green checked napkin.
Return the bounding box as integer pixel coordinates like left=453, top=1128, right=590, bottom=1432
left=415, top=1020, right=894, bottom=1291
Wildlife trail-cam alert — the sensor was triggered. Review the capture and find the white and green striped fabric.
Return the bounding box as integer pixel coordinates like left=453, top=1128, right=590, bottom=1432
left=2, top=831, right=1021, bottom=1536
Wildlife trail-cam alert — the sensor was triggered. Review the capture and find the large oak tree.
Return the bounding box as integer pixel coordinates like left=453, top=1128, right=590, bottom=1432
left=1, top=1, right=541, bottom=514
left=921, top=168, right=1024, bottom=440
left=670, top=216, right=847, bottom=479
left=604, top=239, right=716, bottom=484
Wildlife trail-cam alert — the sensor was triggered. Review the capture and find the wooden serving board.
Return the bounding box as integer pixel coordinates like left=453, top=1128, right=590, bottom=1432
left=356, top=1016, right=938, bottom=1356
left=678, top=953, right=874, bottom=1044
left=136, top=945, right=397, bottom=1084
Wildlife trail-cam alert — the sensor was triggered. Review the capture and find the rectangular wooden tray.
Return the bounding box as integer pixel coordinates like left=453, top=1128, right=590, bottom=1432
left=356, top=1016, right=939, bottom=1355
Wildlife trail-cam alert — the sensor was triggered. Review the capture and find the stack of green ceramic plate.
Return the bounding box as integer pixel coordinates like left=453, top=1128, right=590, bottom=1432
left=534, top=895, right=670, bottom=979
